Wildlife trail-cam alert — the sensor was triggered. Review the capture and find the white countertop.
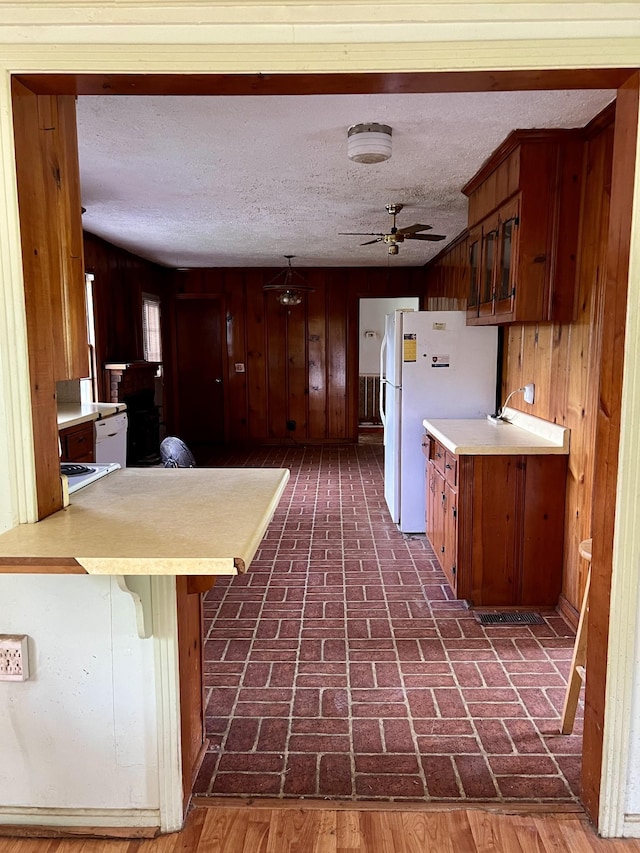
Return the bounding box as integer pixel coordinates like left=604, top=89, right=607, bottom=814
left=423, top=407, right=570, bottom=455
left=57, top=402, right=127, bottom=429
left=0, top=467, right=290, bottom=576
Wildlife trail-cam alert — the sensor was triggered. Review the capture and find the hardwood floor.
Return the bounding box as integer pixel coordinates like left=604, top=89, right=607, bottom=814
left=2, top=804, right=640, bottom=851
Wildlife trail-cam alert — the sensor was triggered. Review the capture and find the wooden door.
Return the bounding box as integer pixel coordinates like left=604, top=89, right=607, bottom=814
left=174, top=297, right=225, bottom=446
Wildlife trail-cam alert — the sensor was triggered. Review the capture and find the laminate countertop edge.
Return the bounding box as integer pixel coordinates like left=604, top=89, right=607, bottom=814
left=0, top=467, right=290, bottom=576
left=423, top=408, right=570, bottom=455
left=57, top=402, right=128, bottom=429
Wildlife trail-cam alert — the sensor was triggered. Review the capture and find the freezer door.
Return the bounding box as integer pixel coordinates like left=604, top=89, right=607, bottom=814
left=396, top=311, right=498, bottom=533
left=384, top=310, right=408, bottom=389
left=383, top=382, right=402, bottom=524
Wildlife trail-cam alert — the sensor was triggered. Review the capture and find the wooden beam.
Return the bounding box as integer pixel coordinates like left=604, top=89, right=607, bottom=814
left=14, top=69, right=636, bottom=97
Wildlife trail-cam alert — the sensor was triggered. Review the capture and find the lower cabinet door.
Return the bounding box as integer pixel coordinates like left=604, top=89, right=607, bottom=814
left=443, top=482, right=458, bottom=595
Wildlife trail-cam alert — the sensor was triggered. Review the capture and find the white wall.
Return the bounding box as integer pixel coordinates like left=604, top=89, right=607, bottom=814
left=359, top=297, right=419, bottom=374
left=0, top=575, right=159, bottom=822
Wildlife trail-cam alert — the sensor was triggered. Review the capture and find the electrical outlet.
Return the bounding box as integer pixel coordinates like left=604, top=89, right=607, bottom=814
left=0, top=635, right=29, bottom=681
left=524, top=383, right=535, bottom=405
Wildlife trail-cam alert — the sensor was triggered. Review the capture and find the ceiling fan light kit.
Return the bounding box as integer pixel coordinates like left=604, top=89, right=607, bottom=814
left=347, top=123, right=392, bottom=164
left=339, top=203, right=446, bottom=255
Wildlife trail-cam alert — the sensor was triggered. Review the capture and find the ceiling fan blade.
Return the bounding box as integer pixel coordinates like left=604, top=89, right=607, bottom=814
left=360, top=238, right=384, bottom=246
left=397, top=223, right=433, bottom=235
left=405, top=233, right=446, bottom=242
left=339, top=232, right=385, bottom=237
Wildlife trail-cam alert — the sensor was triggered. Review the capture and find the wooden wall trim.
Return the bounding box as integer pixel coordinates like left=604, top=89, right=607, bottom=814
left=582, top=71, right=640, bottom=828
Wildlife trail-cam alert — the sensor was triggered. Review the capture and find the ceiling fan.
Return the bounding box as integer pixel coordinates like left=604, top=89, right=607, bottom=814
left=340, top=203, right=446, bottom=255
left=263, top=255, right=315, bottom=305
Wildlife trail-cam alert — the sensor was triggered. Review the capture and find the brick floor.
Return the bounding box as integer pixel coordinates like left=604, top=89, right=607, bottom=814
left=194, top=444, right=583, bottom=803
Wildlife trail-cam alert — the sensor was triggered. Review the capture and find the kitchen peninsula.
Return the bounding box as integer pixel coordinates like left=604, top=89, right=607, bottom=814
left=423, top=409, right=569, bottom=607
left=0, top=467, right=290, bottom=577
left=0, top=466, right=289, bottom=832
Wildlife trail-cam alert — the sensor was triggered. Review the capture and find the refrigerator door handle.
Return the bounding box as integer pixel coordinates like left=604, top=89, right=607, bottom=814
left=379, top=332, right=387, bottom=429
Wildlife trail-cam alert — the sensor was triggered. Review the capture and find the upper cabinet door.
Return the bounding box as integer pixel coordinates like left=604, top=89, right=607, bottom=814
left=466, top=228, right=481, bottom=320
left=478, top=216, right=498, bottom=318
left=462, top=131, right=583, bottom=326
left=494, top=197, right=520, bottom=319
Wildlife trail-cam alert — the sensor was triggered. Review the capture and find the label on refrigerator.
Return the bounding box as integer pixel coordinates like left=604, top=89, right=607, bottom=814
left=431, top=354, right=451, bottom=368
left=403, top=333, right=417, bottom=362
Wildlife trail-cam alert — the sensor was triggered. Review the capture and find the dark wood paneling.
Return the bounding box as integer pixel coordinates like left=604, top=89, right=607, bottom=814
left=327, top=272, right=349, bottom=440
left=169, top=267, right=425, bottom=443
left=244, top=271, right=269, bottom=441
left=582, top=72, right=640, bottom=825
left=266, top=290, right=288, bottom=439
left=83, top=233, right=170, bottom=402
left=287, top=292, right=308, bottom=437
left=307, top=272, right=328, bottom=438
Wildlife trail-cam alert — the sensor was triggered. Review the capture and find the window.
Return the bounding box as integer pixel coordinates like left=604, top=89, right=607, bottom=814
left=142, top=293, right=162, bottom=363
left=80, top=272, right=97, bottom=403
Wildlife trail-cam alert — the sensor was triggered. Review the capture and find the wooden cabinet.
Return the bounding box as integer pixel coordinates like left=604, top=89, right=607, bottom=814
left=463, top=130, right=584, bottom=325
left=424, top=229, right=469, bottom=310
left=424, top=433, right=566, bottom=607
left=59, top=420, right=94, bottom=463
left=423, top=436, right=458, bottom=594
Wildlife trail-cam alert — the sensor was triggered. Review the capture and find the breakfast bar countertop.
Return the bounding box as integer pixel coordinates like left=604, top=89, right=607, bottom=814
left=423, top=407, right=570, bottom=456
left=0, top=467, right=290, bottom=576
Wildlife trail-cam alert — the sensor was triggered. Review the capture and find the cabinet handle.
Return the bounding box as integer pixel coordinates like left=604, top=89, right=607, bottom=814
left=445, top=463, right=452, bottom=469
left=441, top=546, right=445, bottom=553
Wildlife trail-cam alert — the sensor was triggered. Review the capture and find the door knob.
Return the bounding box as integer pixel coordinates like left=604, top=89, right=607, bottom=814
left=215, top=378, right=222, bottom=384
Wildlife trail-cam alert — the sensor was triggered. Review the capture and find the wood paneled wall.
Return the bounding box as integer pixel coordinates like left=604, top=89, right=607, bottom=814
left=170, top=267, right=426, bottom=443
left=501, top=118, right=613, bottom=618
left=12, top=80, right=86, bottom=519
left=83, top=233, right=171, bottom=401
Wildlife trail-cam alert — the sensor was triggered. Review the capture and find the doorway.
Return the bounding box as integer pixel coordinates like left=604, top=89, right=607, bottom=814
left=358, top=297, right=419, bottom=444
left=8, top=66, right=637, bottom=828
left=173, top=295, right=226, bottom=451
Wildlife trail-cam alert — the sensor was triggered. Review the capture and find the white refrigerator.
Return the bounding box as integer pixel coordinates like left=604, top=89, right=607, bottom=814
left=379, top=310, right=498, bottom=533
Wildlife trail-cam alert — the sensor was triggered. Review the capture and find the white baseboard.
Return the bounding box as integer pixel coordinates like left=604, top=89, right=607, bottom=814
left=0, top=806, right=160, bottom=828
left=623, top=814, right=640, bottom=837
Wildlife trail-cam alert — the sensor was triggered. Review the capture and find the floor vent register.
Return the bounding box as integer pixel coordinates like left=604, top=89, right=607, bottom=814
left=475, top=612, right=545, bottom=626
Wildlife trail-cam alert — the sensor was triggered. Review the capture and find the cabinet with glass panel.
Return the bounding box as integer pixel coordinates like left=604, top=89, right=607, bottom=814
left=464, top=130, right=583, bottom=326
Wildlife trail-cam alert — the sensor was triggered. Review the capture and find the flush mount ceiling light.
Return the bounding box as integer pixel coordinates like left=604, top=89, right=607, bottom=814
left=347, top=123, right=392, bottom=164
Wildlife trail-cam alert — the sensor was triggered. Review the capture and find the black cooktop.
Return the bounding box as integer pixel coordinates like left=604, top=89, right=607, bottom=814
left=60, top=463, right=93, bottom=477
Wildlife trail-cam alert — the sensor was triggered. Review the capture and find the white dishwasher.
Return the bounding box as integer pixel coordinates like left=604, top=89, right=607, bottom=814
left=95, top=412, right=128, bottom=468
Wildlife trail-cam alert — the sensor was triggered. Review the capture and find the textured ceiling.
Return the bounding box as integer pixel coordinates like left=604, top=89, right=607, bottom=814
left=76, top=90, right=615, bottom=269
